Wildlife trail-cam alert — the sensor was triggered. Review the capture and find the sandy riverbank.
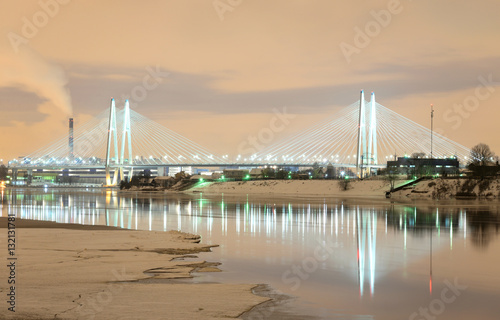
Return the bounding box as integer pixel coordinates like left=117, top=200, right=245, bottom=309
left=391, top=177, right=500, bottom=199
left=184, top=178, right=500, bottom=200
left=0, top=218, right=268, bottom=319
left=185, top=179, right=394, bottom=198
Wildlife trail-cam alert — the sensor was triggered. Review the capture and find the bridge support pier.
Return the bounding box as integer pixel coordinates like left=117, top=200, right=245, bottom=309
left=105, top=167, right=120, bottom=186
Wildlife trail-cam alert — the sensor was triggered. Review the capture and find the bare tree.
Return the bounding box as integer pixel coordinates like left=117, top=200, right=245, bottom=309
left=469, top=143, right=495, bottom=166
left=385, top=170, right=398, bottom=191
left=338, top=179, right=351, bottom=191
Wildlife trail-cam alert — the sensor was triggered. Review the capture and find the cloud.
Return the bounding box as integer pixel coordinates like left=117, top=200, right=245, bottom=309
left=0, top=102, right=66, bottom=160
left=1, top=1, right=500, bottom=158
left=0, top=47, right=72, bottom=115
left=0, top=101, right=95, bottom=161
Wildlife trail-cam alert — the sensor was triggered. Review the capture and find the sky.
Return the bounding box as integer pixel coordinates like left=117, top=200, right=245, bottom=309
left=0, top=0, right=499, bottom=162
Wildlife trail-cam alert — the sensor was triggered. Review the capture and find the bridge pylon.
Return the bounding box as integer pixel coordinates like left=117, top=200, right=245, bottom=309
left=119, top=99, right=133, bottom=181
left=356, top=90, right=378, bottom=177
left=105, top=98, right=134, bottom=186
left=105, top=98, right=119, bottom=185
left=367, top=92, right=378, bottom=166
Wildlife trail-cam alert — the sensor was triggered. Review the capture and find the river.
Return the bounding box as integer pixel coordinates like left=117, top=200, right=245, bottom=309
left=1, top=188, right=499, bottom=319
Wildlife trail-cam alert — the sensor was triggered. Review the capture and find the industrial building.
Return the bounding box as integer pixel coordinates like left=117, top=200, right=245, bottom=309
left=386, top=157, right=460, bottom=176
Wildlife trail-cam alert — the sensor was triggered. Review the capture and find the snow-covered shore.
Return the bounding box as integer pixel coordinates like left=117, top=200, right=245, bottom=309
left=392, top=177, right=500, bottom=199
left=185, top=178, right=500, bottom=200
left=0, top=219, right=267, bottom=319
left=185, top=179, right=393, bottom=197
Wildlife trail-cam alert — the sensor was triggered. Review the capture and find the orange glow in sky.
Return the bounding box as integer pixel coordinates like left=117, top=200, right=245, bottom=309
left=1, top=1, right=499, bottom=160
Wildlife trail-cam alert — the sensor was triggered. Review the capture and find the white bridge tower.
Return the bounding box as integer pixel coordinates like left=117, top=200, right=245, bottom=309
left=105, top=98, right=133, bottom=185
left=356, top=91, right=378, bottom=177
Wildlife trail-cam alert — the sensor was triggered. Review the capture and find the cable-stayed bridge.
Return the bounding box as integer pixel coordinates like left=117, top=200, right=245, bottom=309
left=12, top=91, right=471, bottom=184
left=250, top=91, right=470, bottom=170
left=25, top=99, right=226, bottom=167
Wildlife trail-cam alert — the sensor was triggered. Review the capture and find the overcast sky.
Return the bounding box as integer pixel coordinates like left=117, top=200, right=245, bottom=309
left=1, top=0, right=499, bottom=161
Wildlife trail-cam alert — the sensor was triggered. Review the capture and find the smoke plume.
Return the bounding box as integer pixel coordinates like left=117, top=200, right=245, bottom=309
left=0, top=47, right=72, bottom=115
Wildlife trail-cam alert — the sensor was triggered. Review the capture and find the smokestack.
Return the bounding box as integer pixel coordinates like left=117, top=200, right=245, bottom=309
left=69, top=118, right=74, bottom=160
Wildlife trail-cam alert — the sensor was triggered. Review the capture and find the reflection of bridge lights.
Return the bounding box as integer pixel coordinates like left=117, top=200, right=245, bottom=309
left=5, top=189, right=476, bottom=299
left=357, top=211, right=377, bottom=297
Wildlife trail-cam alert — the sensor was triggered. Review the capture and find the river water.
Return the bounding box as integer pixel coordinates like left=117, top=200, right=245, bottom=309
left=1, top=188, right=499, bottom=319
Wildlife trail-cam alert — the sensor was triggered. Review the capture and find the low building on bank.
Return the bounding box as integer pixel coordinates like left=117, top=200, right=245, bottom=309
left=223, top=169, right=249, bottom=180
left=387, top=157, right=460, bottom=176
left=249, top=168, right=263, bottom=179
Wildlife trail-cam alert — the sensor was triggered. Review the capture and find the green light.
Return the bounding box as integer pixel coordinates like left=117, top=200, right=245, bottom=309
left=200, top=178, right=204, bottom=182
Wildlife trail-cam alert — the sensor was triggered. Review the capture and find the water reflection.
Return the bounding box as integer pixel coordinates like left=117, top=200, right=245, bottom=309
left=2, top=189, right=500, bottom=319
left=467, top=209, right=500, bottom=248
left=2, top=189, right=500, bottom=251
left=356, top=209, right=377, bottom=297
